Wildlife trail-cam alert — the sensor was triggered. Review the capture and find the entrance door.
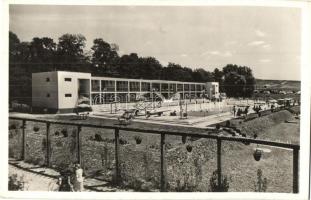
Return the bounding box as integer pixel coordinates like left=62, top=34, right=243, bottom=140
left=78, top=79, right=91, bottom=105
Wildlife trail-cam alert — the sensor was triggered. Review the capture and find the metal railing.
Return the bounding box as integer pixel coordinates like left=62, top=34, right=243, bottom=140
left=9, top=116, right=300, bottom=193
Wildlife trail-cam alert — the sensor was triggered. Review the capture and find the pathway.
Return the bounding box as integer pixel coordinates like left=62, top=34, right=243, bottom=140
left=9, top=159, right=133, bottom=192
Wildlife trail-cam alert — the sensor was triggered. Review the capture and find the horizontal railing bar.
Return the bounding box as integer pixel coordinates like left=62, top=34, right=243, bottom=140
left=9, top=116, right=300, bottom=150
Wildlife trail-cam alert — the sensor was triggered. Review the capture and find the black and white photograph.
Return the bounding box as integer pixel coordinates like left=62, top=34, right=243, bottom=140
left=1, top=0, right=311, bottom=199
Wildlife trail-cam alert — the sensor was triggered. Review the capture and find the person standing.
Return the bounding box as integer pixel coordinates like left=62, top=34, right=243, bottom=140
left=233, top=105, right=236, bottom=117
left=73, top=164, right=84, bottom=192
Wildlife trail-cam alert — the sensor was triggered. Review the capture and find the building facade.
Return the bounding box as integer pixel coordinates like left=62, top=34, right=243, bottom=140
left=32, top=71, right=219, bottom=113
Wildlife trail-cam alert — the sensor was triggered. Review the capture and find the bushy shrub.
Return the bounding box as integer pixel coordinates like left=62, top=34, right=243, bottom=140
left=54, top=131, right=60, bottom=136
left=8, top=174, right=25, bottom=191
left=186, top=144, right=192, bottom=152
left=33, top=126, right=40, bottom=132
left=61, top=128, right=68, bottom=137
left=9, top=124, right=17, bottom=130
left=134, top=135, right=142, bottom=144
left=94, top=133, right=103, bottom=142
left=119, top=137, right=128, bottom=145
left=209, top=170, right=230, bottom=192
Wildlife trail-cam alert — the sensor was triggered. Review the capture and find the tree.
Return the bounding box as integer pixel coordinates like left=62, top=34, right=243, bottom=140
left=56, top=33, right=87, bottom=71
left=161, top=63, right=194, bottom=82
left=161, top=63, right=184, bottom=81
left=29, top=37, right=56, bottom=72
left=9, top=32, right=32, bottom=104
left=9, top=31, right=21, bottom=62
left=223, top=71, right=246, bottom=97
left=192, top=68, right=214, bottom=82
left=91, top=38, right=120, bottom=76
left=137, top=57, right=163, bottom=80
left=213, top=68, right=223, bottom=82
left=222, top=64, right=255, bottom=97
left=118, top=53, right=140, bottom=78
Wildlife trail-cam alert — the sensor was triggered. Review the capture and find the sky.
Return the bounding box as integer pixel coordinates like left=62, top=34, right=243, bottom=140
left=9, top=5, right=301, bottom=80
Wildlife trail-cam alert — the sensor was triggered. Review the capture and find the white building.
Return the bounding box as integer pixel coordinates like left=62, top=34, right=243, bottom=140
left=32, top=71, right=91, bottom=113
left=206, top=82, right=220, bottom=99
left=32, top=71, right=219, bottom=113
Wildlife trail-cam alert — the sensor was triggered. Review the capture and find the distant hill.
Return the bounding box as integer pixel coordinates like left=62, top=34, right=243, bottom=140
left=255, top=79, right=301, bottom=91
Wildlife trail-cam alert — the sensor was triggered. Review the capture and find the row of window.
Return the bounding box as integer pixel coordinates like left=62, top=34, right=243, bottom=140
left=45, top=77, right=206, bottom=92
left=91, top=80, right=207, bottom=92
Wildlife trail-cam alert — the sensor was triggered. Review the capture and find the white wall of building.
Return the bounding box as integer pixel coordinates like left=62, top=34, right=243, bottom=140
left=32, top=71, right=59, bottom=109
left=205, top=82, right=219, bottom=98
left=57, top=71, right=91, bottom=109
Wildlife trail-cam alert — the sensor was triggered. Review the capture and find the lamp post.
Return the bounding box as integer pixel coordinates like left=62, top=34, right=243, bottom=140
left=152, top=88, right=156, bottom=110
left=126, top=93, right=129, bottom=110
left=103, top=88, right=107, bottom=105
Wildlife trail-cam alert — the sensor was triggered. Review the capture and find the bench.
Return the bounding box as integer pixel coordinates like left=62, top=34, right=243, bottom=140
left=75, top=111, right=89, bottom=120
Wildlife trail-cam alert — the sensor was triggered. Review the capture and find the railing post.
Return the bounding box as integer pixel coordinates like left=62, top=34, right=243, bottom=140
left=160, top=133, right=167, bottom=192
left=46, top=122, right=50, bottom=167
left=217, top=138, right=222, bottom=187
left=114, top=128, right=120, bottom=185
left=21, top=120, right=26, bottom=160
left=293, top=147, right=299, bottom=193
left=77, top=125, right=82, bottom=165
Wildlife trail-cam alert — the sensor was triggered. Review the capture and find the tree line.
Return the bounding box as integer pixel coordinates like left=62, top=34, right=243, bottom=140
left=9, top=31, right=255, bottom=104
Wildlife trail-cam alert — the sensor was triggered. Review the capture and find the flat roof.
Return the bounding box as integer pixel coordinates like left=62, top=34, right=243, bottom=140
left=33, top=71, right=218, bottom=85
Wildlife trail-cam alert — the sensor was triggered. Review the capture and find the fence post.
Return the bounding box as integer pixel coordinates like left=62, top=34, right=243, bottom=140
left=77, top=125, right=82, bottom=165
left=46, top=122, right=50, bottom=167
left=114, top=128, right=120, bottom=185
left=217, top=138, right=222, bottom=187
left=21, top=120, right=26, bottom=160
left=160, top=133, right=167, bottom=192
left=293, top=147, right=299, bottom=193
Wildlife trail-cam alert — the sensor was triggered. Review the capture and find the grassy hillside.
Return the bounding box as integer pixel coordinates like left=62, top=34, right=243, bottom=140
left=255, top=79, right=301, bottom=91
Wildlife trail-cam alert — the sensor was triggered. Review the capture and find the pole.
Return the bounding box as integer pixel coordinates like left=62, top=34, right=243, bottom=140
left=293, top=148, right=299, bottom=193
left=114, top=128, right=120, bottom=185
left=160, top=133, right=167, bottom=191
left=77, top=125, right=82, bottom=165
left=217, top=138, right=222, bottom=187
left=21, top=120, right=26, bottom=160
left=46, top=122, right=50, bottom=167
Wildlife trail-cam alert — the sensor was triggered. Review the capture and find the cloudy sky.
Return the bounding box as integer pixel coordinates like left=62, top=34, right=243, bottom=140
left=9, top=5, right=301, bottom=80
